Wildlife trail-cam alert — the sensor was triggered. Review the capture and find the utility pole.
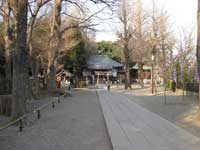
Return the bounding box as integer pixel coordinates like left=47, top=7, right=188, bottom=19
left=151, top=45, right=156, bottom=94
left=151, top=54, right=155, bottom=94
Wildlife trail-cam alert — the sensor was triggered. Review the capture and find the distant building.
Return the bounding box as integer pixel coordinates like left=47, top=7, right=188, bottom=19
left=82, top=55, right=124, bottom=85
left=130, top=64, right=152, bottom=80
left=130, top=64, right=163, bottom=84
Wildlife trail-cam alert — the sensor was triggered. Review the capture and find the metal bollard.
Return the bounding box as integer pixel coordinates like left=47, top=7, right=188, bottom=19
left=58, top=97, right=60, bottom=103
left=52, top=101, right=55, bottom=108
left=37, top=109, right=41, bottom=119
left=19, top=118, right=23, bottom=132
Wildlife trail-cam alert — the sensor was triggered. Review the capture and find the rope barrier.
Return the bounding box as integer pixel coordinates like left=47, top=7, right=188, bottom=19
left=0, top=96, right=62, bottom=132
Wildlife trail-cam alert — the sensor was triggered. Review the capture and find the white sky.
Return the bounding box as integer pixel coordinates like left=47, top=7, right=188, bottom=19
left=95, top=0, right=198, bottom=42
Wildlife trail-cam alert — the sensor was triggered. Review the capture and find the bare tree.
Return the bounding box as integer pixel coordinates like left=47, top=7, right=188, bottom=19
left=177, top=30, right=195, bottom=65
left=157, top=11, right=176, bottom=94
left=0, top=0, right=13, bottom=93
left=129, top=0, right=149, bottom=87
left=173, top=30, right=195, bottom=101
left=148, top=1, right=160, bottom=93
left=10, top=0, right=28, bottom=119
left=27, top=0, right=51, bottom=56
left=118, top=0, right=132, bottom=89
left=47, top=0, right=62, bottom=90
left=15, top=0, right=52, bottom=101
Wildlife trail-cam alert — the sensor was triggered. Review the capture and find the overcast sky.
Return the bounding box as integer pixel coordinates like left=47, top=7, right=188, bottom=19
left=94, top=0, right=198, bottom=42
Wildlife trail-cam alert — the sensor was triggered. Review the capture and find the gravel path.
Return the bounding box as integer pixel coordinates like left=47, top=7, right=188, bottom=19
left=0, top=89, right=112, bottom=150
left=0, top=96, right=52, bottom=126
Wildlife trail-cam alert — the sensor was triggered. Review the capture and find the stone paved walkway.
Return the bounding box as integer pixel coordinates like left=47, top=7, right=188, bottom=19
left=113, top=85, right=200, bottom=138
left=0, top=89, right=112, bottom=150
left=98, top=90, right=200, bottom=150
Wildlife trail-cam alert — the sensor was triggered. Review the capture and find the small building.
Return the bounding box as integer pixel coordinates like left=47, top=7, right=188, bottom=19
left=82, top=55, right=124, bottom=85
left=130, top=64, right=152, bottom=83
left=130, top=64, right=163, bottom=84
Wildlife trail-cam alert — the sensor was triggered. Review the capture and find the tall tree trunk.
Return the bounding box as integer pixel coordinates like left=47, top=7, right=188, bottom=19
left=11, top=0, right=28, bottom=119
left=121, top=0, right=131, bottom=90
left=47, top=0, right=62, bottom=91
left=197, top=0, right=200, bottom=101
left=124, top=50, right=131, bottom=89
left=3, top=0, right=12, bottom=93
left=138, top=62, right=144, bottom=88
left=161, top=39, right=167, bottom=79
left=161, top=40, right=167, bottom=103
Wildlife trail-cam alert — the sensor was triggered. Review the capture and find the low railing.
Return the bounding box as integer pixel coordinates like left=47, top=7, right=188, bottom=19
left=0, top=96, right=62, bottom=132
